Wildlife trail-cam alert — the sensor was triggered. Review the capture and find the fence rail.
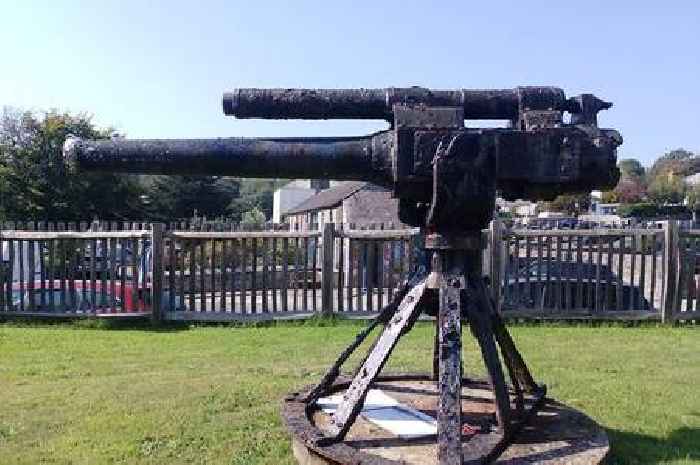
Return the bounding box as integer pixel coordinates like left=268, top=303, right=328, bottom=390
left=495, top=226, right=664, bottom=320
left=162, top=227, right=323, bottom=321
left=0, top=219, right=301, bottom=232
left=675, top=228, right=700, bottom=321
left=0, top=229, right=151, bottom=318
left=1, top=221, right=697, bottom=322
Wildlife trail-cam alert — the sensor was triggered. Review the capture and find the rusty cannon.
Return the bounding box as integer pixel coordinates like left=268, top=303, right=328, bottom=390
left=65, top=86, right=621, bottom=464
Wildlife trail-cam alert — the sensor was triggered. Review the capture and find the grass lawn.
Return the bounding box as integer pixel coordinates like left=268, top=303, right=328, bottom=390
left=0, top=320, right=698, bottom=465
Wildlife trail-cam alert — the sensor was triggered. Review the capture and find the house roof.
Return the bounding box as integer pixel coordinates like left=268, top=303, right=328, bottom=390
left=284, top=181, right=367, bottom=215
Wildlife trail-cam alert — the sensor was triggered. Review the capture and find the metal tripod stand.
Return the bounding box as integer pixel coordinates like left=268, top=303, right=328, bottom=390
left=304, top=232, right=547, bottom=464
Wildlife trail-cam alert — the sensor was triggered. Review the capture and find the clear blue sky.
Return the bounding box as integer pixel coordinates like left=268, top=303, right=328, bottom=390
left=2, top=1, right=698, bottom=166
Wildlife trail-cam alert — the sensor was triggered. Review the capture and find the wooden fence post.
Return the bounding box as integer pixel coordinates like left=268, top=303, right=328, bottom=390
left=661, top=220, right=678, bottom=323
left=150, top=223, right=165, bottom=325
left=488, top=219, right=503, bottom=313
left=321, top=223, right=335, bottom=315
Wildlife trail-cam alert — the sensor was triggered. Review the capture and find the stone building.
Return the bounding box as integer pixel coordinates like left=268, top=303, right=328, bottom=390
left=272, top=179, right=330, bottom=223
left=282, top=182, right=404, bottom=229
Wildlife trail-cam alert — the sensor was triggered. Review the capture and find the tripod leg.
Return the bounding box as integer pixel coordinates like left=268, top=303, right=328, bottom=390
left=325, top=270, right=428, bottom=440
left=432, top=317, right=440, bottom=381
left=303, top=281, right=411, bottom=404
left=479, top=279, right=541, bottom=394
left=500, top=342, right=525, bottom=417
left=491, top=313, right=540, bottom=393
left=465, top=278, right=512, bottom=435
left=437, top=269, right=463, bottom=465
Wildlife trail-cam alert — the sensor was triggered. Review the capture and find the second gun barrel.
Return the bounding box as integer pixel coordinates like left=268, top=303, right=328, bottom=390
left=222, top=87, right=561, bottom=120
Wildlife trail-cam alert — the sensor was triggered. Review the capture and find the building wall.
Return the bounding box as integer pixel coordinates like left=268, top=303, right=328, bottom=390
left=286, top=206, right=342, bottom=230
left=496, top=198, right=538, bottom=217
left=272, top=181, right=317, bottom=223
left=515, top=204, right=537, bottom=216
left=342, top=186, right=403, bottom=225
left=285, top=185, right=404, bottom=228
left=286, top=212, right=306, bottom=230
left=592, top=203, right=619, bottom=215
left=317, top=206, right=342, bottom=226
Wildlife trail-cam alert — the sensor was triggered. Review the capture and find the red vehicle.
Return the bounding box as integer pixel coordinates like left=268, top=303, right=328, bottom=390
left=9, top=280, right=182, bottom=314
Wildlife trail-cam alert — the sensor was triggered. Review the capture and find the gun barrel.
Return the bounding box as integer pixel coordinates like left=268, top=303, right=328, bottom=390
left=63, top=135, right=381, bottom=180
left=223, top=87, right=565, bottom=121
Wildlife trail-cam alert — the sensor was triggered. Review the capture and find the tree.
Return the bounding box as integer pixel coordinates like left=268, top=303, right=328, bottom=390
left=601, top=190, right=619, bottom=203
left=648, top=148, right=695, bottom=180
left=602, top=158, right=647, bottom=204
left=0, top=107, right=285, bottom=223
left=686, top=184, right=700, bottom=211
left=641, top=149, right=699, bottom=207
left=241, top=206, right=266, bottom=227
left=226, top=179, right=281, bottom=221
left=142, top=175, right=240, bottom=221
left=618, top=158, right=645, bottom=179
left=0, top=108, right=145, bottom=221
left=613, top=176, right=646, bottom=203
left=542, top=193, right=591, bottom=216
left=0, top=163, right=10, bottom=220
left=647, top=174, right=686, bottom=205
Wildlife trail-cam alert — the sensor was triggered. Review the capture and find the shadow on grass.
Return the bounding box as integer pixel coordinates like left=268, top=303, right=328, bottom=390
left=606, top=426, right=700, bottom=464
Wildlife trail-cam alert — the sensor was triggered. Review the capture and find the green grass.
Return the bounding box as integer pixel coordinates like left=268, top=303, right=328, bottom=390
left=0, top=321, right=698, bottom=464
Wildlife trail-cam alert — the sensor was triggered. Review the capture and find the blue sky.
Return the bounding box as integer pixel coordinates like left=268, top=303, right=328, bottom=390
left=1, top=1, right=698, bottom=166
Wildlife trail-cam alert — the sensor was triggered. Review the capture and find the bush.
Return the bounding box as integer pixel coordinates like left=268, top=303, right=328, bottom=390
left=241, top=207, right=266, bottom=227
left=617, top=203, right=690, bottom=219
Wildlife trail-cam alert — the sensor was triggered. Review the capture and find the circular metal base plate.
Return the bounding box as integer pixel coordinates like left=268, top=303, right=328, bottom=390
left=283, top=375, right=608, bottom=465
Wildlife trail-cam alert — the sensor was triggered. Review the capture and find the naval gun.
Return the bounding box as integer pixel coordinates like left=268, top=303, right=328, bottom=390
left=64, top=86, right=621, bottom=464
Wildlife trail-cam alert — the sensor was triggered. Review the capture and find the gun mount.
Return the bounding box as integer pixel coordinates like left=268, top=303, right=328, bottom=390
left=64, top=86, right=621, bottom=464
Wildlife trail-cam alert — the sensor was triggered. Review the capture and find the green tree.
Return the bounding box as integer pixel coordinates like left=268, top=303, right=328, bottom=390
left=226, top=179, right=281, bottom=221
left=142, top=175, right=240, bottom=221
left=647, top=148, right=695, bottom=180
left=0, top=163, right=10, bottom=220
left=618, top=158, right=646, bottom=179
left=0, top=108, right=145, bottom=221
left=686, top=184, right=700, bottom=211
left=601, top=158, right=647, bottom=204
left=241, top=206, right=266, bottom=227
left=601, top=190, right=619, bottom=203
left=647, top=174, right=686, bottom=205
left=542, top=193, right=591, bottom=216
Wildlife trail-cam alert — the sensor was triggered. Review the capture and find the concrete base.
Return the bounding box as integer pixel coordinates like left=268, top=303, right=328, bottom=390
left=285, top=377, right=608, bottom=465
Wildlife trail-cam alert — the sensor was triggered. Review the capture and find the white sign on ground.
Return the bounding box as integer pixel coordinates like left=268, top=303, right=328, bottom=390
left=317, top=389, right=437, bottom=439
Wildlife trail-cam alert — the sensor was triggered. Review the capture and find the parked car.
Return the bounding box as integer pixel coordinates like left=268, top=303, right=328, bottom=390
left=76, top=241, right=137, bottom=278
left=504, top=258, right=652, bottom=310
left=10, top=280, right=184, bottom=313
left=525, top=217, right=578, bottom=230
left=574, top=221, right=594, bottom=230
